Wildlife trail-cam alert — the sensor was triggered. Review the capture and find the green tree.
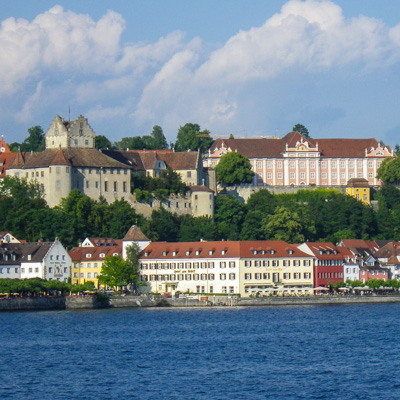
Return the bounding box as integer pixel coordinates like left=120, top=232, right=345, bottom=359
left=95, top=135, right=112, bottom=150
left=21, top=126, right=45, bottom=152
left=125, top=243, right=141, bottom=293
left=214, top=195, right=247, bottom=240
left=148, top=125, right=168, bottom=149
left=178, top=215, right=218, bottom=242
left=174, top=123, right=213, bottom=153
left=292, top=123, right=310, bottom=139
left=377, top=157, right=400, bottom=184
left=98, top=255, right=132, bottom=290
left=143, top=208, right=180, bottom=241
left=215, top=152, right=254, bottom=185
left=262, top=206, right=305, bottom=243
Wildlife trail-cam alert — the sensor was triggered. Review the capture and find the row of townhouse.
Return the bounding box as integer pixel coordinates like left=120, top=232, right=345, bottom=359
left=2, top=226, right=398, bottom=294
left=0, top=233, right=71, bottom=282
left=138, top=238, right=398, bottom=296
left=205, top=132, right=395, bottom=188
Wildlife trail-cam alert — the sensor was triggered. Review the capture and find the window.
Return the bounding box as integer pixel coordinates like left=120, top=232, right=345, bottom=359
left=290, top=172, right=295, bottom=179
left=300, top=172, right=305, bottom=179
left=229, top=262, right=235, bottom=268
left=114, top=182, right=118, bottom=192
left=300, top=161, right=305, bottom=169
left=123, top=182, right=127, bottom=192
left=220, top=262, right=226, bottom=268
left=277, top=161, right=282, bottom=169
left=310, top=161, right=315, bottom=169
left=267, top=162, right=272, bottom=169
left=277, top=173, right=283, bottom=179
left=208, top=274, right=215, bottom=280
left=257, top=161, right=262, bottom=169
left=229, top=273, right=235, bottom=280
left=290, top=161, right=295, bottom=169
left=368, top=161, right=373, bottom=168
left=245, top=273, right=251, bottom=280
left=321, top=173, right=327, bottom=179
left=310, top=172, right=315, bottom=179
left=104, top=181, right=108, bottom=192
left=321, top=161, right=327, bottom=169
left=255, top=273, right=261, bottom=280
left=331, top=161, right=336, bottom=168
left=220, top=273, right=226, bottom=280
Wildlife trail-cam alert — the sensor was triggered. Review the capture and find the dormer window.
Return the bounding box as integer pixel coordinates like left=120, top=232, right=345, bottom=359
left=162, top=251, right=167, bottom=256
left=333, top=250, right=337, bottom=255
left=27, top=255, right=31, bottom=261
left=112, top=253, right=118, bottom=256
left=144, top=252, right=149, bottom=257
left=99, top=253, right=105, bottom=258
left=172, top=251, right=177, bottom=256
left=319, top=250, right=324, bottom=255
left=253, top=250, right=257, bottom=255
left=209, top=250, right=213, bottom=255
left=260, top=250, right=265, bottom=255
left=270, top=250, right=275, bottom=255
left=221, top=250, right=226, bottom=255
left=287, top=249, right=293, bottom=255
left=195, top=250, right=200, bottom=256
left=186, top=251, right=190, bottom=256
left=86, top=254, right=92, bottom=258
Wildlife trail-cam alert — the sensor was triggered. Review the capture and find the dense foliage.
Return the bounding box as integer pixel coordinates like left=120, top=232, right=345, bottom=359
left=114, top=125, right=169, bottom=150
left=215, top=152, right=254, bottom=185
left=174, top=123, right=213, bottom=153
left=0, top=278, right=95, bottom=296
left=2, top=175, right=400, bottom=246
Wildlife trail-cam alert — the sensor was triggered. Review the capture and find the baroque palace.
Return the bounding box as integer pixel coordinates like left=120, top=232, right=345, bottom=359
left=205, top=132, right=394, bottom=188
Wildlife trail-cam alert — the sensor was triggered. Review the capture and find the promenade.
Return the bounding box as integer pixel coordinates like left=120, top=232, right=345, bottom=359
left=1, top=294, right=400, bottom=311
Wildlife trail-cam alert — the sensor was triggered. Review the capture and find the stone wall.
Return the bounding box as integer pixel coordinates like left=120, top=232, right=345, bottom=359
left=130, top=194, right=193, bottom=218
left=220, top=184, right=347, bottom=203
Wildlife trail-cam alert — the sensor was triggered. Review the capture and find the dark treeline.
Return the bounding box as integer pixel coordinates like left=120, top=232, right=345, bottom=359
left=1, top=176, right=400, bottom=246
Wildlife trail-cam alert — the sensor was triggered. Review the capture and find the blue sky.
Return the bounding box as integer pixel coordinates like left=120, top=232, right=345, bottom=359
left=1, top=0, right=399, bottom=148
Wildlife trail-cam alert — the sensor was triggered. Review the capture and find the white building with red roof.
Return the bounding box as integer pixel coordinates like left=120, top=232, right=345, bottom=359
left=139, top=240, right=315, bottom=296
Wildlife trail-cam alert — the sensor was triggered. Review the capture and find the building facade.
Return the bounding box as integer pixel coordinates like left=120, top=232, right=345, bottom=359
left=139, top=240, right=315, bottom=296
left=0, top=239, right=71, bottom=281
left=206, top=132, right=394, bottom=188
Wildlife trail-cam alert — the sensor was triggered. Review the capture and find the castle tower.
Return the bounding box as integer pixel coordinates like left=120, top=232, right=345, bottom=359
left=45, top=114, right=96, bottom=149
left=190, top=186, right=215, bottom=218
left=47, top=150, right=72, bottom=206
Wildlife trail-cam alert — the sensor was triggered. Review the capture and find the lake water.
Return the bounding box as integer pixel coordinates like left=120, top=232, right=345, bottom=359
left=1, top=304, right=400, bottom=400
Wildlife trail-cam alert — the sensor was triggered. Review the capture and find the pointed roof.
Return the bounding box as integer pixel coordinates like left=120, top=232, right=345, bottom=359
left=123, top=225, right=149, bottom=241
left=51, top=150, right=71, bottom=166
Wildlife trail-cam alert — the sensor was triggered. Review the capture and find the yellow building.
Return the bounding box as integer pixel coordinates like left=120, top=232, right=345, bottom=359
left=346, top=178, right=371, bottom=204
left=239, top=241, right=315, bottom=297
left=69, top=240, right=122, bottom=288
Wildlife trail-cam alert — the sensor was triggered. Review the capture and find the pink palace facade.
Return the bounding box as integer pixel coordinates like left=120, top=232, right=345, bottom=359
left=205, top=132, right=395, bottom=187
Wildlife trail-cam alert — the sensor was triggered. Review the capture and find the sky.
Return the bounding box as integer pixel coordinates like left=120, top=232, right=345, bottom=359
left=1, top=0, right=400, bottom=148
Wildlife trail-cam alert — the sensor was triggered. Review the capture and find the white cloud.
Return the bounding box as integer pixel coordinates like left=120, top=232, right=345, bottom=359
left=135, top=0, right=400, bottom=134
left=15, top=81, right=43, bottom=123
left=1, top=1, right=400, bottom=142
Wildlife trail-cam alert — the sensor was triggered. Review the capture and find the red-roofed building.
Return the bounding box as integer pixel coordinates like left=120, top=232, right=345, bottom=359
left=0, top=138, right=16, bottom=180
left=205, top=132, right=394, bottom=187
left=297, top=242, right=347, bottom=287
left=139, top=240, right=315, bottom=296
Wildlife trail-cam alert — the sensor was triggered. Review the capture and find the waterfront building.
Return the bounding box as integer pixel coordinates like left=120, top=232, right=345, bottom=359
left=139, top=240, right=315, bottom=296
left=70, top=225, right=149, bottom=288
left=69, top=241, right=122, bottom=288
left=205, top=132, right=394, bottom=187
left=239, top=241, right=314, bottom=296
left=0, top=239, right=71, bottom=281
left=297, top=242, right=348, bottom=287
left=374, top=241, right=400, bottom=279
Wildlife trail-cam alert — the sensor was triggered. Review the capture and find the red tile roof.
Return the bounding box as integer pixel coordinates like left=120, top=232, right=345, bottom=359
left=69, top=245, right=122, bottom=262
left=140, top=240, right=312, bottom=260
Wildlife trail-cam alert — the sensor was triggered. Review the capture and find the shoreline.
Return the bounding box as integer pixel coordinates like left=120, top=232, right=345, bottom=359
left=1, top=294, right=400, bottom=311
